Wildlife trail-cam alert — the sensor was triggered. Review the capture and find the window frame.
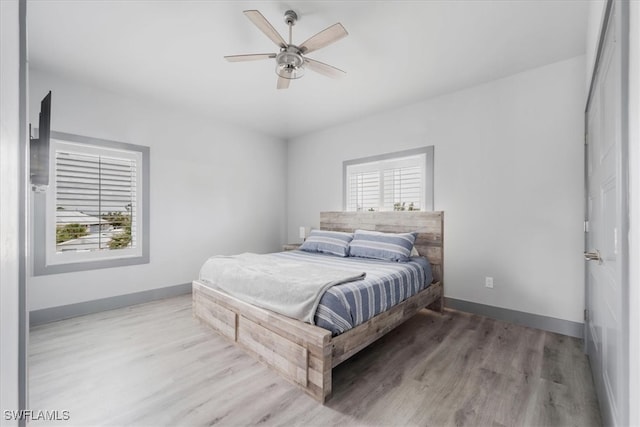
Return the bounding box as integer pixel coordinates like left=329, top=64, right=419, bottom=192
left=33, top=131, right=150, bottom=276
left=343, top=146, right=434, bottom=212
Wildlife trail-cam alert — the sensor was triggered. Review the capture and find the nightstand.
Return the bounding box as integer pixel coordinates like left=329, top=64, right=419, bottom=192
left=283, top=243, right=302, bottom=251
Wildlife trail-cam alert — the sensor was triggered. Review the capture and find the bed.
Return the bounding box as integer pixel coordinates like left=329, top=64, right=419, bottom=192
left=192, top=211, right=444, bottom=402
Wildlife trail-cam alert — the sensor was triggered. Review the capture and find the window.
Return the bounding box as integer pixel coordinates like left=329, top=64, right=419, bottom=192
left=34, top=131, right=149, bottom=275
left=343, top=147, right=434, bottom=212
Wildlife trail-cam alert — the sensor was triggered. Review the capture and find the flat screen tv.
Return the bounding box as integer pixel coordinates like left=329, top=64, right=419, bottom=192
left=30, top=91, right=52, bottom=188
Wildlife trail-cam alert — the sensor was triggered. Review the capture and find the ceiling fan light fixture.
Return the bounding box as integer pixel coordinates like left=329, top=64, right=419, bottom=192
left=275, top=48, right=305, bottom=79
left=276, top=63, right=305, bottom=79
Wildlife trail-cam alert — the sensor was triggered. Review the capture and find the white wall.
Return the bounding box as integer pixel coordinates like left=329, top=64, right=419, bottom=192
left=1, top=0, right=23, bottom=423
left=28, top=68, right=287, bottom=311
left=287, top=56, right=586, bottom=324
left=586, top=0, right=606, bottom=91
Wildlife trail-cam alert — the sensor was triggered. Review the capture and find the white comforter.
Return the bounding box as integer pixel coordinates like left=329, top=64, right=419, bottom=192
left=198, top=253, right=366, bottom=324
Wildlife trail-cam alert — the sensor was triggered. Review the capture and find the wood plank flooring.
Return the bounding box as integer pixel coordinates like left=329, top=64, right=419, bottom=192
left=29, top=295, right=601, bottom=426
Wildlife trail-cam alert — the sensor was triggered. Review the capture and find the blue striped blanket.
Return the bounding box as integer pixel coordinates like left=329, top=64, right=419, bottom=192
left=272, top=251, right=433, bottom=335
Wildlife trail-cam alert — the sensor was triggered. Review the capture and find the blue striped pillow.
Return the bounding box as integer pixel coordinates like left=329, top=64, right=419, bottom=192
left=299, top=230, right=353, bottom=257
left=349, top=229, right=418, bottom=262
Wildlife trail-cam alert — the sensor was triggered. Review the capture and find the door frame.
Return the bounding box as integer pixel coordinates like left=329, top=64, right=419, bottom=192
left=584, top=1, right=630, bottom=426
left=629, top=3, right=640, bottom=425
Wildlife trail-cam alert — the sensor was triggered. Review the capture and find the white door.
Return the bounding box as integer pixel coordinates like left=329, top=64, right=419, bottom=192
left=585, top=2, right=628, bottom=426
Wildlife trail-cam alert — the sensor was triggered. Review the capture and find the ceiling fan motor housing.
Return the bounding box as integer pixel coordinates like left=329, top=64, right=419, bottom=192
left=284, top=10, right=298, bottom=26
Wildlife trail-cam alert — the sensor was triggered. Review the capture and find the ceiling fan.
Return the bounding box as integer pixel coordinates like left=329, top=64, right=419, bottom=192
left=224, top=10, right=348, bottom=89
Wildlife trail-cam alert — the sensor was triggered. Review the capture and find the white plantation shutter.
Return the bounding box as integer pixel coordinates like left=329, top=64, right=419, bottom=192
left=383, top=165, right=422, bottom=211
left=55, top=149, right=137, bottom=253
left=347, top=171, right=379, bottom=211
left=345, top=152, right=426, bottom=212
left=35, top=132, right=148, bottom=275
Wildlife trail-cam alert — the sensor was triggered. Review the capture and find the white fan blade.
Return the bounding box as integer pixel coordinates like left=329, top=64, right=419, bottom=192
left=243, top=10, right=287, bottom=49
left=224, top=53, right=276, bottom=62
left=304, top=58, right=346, bottom=78
left=277, top=76, right=291, bottom=90
left=299, top=23, right=348, bottom=54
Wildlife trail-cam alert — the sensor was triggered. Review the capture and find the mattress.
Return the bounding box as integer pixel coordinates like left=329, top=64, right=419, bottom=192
left=272, top=250, right=433, bottom=336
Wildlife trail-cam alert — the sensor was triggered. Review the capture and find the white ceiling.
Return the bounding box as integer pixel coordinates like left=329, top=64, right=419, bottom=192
left=28, top=1, right=588, bottom=139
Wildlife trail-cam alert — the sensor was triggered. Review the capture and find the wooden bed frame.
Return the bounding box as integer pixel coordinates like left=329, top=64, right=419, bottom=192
left=192, top=211, right=444, bottom=402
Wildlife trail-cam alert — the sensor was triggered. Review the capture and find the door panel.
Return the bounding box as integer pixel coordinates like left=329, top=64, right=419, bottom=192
left=585, top=2, right=626, bottom=426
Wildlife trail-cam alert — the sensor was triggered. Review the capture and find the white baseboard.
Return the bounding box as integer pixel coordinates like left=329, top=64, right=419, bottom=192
left=29, top=283, right=192, bottom=326
left=30, top=285, right=583, bottom=340
left=445, top=297, right=584, bottom=338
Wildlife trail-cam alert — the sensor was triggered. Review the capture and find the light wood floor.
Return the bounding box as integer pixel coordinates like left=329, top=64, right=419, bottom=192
left=29, top=294, right=601, bottom=426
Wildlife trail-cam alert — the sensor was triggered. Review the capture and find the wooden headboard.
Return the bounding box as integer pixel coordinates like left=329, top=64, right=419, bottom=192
left=320, top=211, right=444, bottom=283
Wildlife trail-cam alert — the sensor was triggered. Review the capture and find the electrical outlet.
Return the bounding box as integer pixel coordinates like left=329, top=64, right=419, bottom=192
left=485, top=277, right=494, bottom=288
